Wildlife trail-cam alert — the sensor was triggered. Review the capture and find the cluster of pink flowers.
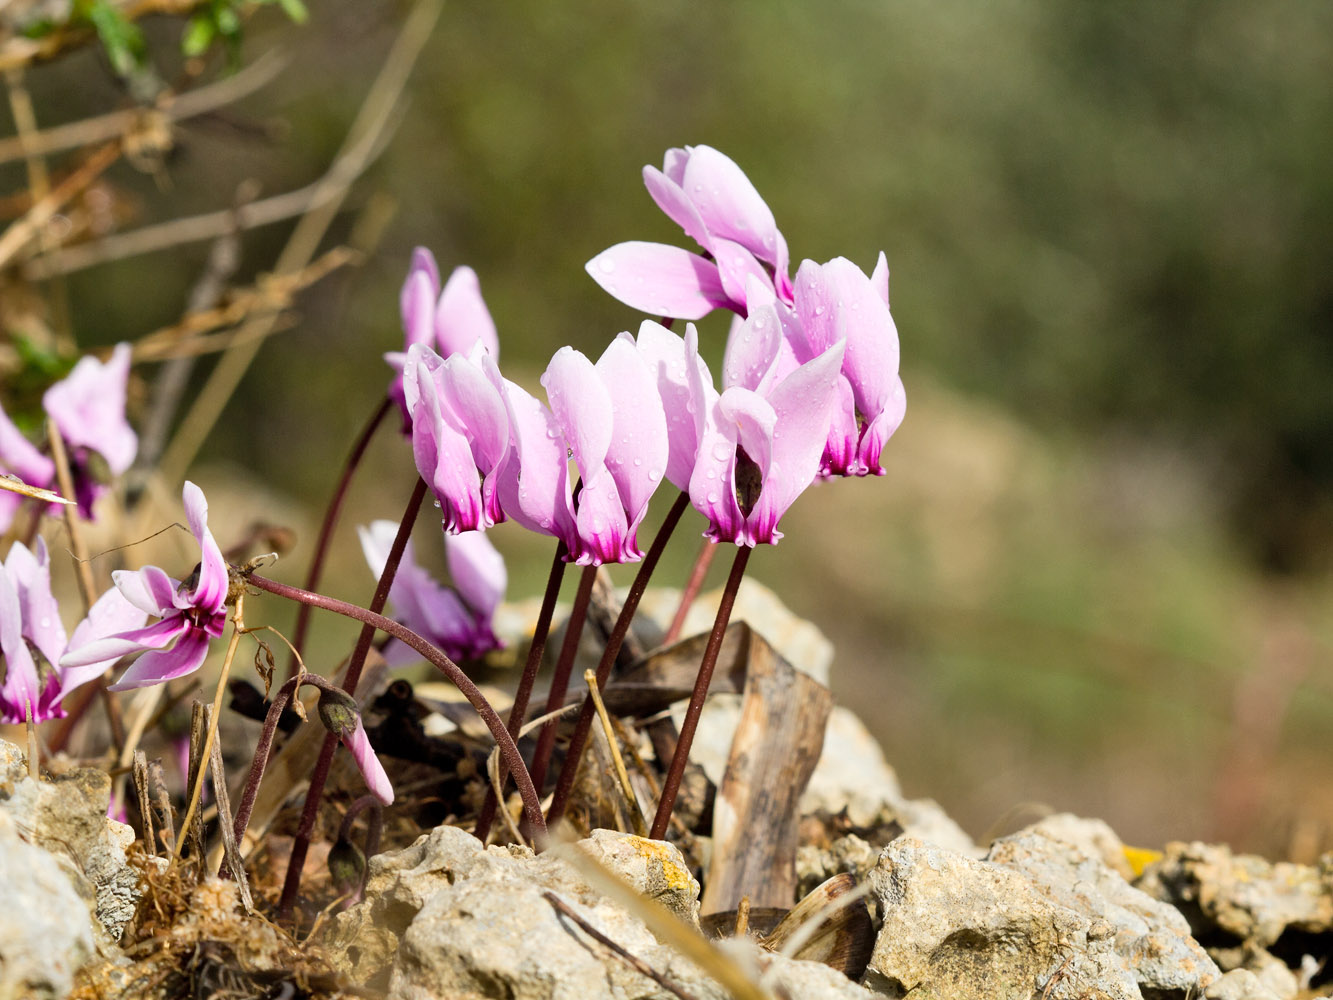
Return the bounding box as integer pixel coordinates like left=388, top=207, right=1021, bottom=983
left=398, top=144, right=904, bottom=558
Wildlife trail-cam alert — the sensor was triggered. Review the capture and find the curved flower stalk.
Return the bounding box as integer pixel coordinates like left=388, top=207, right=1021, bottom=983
left=358, top=519, right=506, bottom=664
left=586, top=145, right=792, bottom=319
left=497, top=338, right=670, bottom=565
left=387, top=248, right=500, bottom=426
left=0, top=343, right=135, bottom=532
left=0, top=539, right=145, bottom=723
left=61, top=481, right=229, bottom=691
left=791, top=255, right=906, bottom=476
left=403, top=343, right=512, bottom=533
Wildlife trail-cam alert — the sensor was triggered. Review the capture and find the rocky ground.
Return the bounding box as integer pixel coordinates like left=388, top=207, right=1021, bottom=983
left=2, top=587, right=1331, bottom=999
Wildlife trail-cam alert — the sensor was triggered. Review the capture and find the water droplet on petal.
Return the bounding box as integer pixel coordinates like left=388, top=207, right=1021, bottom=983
left=598, top=257, right=616, bottom=274
left=649, top=470, right=661, bottom=482
left=633, top=457, right=643, bottom=467
left=706, top=492, right=719, bottom=504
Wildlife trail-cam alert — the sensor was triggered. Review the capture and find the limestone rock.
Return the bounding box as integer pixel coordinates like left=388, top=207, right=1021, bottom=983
left=865, top=837, right=1142, bottom=1000
left=986, top=829, right=1219, bottom=996
left=802, top=708, right=977, bottom=855
left=577, top=829, right=702, bottom=925
left=1135, top=841, right=1333, bottom=948
left=0, top=740, right=140, bottom=944
left=325, top=825, right=702, bottom=985
left=797, top=833, right=880, bottom=900
left=1204, top=969, right=1284, bottom=1000
left=0, top=810, right=95, bottom=1000
left=1022, top=812, right=1134, bottom=880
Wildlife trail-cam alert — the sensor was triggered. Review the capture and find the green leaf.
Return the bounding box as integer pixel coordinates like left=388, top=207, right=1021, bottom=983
left=181, top=14, right=216, bottom=57
left=276, top=0, right=308, bottom=24
left=77, top=0, right=146, bottom=77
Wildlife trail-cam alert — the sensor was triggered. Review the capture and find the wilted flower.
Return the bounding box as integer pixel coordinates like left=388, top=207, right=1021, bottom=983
left=387, top=248, right=499, bottom=427
left=496, top=338, right=670, bottom=564
left=586, top=145, right=792, bottom=319
left=358, top=519, right=506, bottom=664
left=0, top=538, right=145, bottom=723
left=61, top=481, right=229, bottom=691
left=316, top=686, right=393, bottom=805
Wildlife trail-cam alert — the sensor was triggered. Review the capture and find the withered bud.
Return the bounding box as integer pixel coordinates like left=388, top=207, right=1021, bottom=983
left=328, top=836, right=366, bottom=896
left=317, top=687, right=361, bottom=739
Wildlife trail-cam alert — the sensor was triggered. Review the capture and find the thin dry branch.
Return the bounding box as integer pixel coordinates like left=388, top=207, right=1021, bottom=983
left=0, top=140, right=120, bottom=268
left=131, top=247, right=357, bottom=363
left=155, top=0, right=443, bottom=487
left=0, top=50, right=285, bottom=165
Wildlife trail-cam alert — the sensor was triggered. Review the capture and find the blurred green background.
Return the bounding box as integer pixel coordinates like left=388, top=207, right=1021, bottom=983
left=4, top=0, right=1332, bottom=857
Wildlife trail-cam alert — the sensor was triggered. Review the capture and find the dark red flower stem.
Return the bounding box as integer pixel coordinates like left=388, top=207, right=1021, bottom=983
left=526, top=563, right=598, bottom=800
left=273, top=476, right=424, bottom=919
left=337, top=794, right=383, bottom=904
left=473, top=542, right=568, bottom=842
left=544, top=490, right=691, bottom=830
left=649, top=543, right=750, bottom=841
left=664, top=536, right=718, bottom=645
left=223, top=670, right=345, bottom=876
left=245, top=571, right=547, bottom=845
left=287, top=395, right=393, bottom=680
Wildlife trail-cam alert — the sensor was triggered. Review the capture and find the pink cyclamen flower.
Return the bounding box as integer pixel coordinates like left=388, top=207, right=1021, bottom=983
left=0, top=405, right=56, bottom=535
left=496, top=338, right=670, bottom=565
left=791, top=255, right=905, bottom=476
left=586, top=145, right=792, bottom=319
left=42, top=343, right=137, bottom=517
left=61, top=481, right=229, bottom=691
left=387, top=248, right=500, bottom=428
left=358, top=520, right=506, bottom=664
left=634, top=319, right=845, bottom=545
left=0, top=538, right=146, bottom=723
left=403, top=343, right=512, bottom=533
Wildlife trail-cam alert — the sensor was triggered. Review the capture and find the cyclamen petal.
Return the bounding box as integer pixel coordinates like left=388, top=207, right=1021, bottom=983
left=542, top=348, right=614, bottom=487
left=5, top=539, right=67, bottom=672
left=444, top=530, right=506, bottom=620
left=494, top=379, right=578, bottom=546
left=43, top=343, right=137, bottom=476
left=183, top=481, right=229, bottom=613
left=676, top=145, right=783, bottom=267
left=0, top=554, right=45, bottom=723
left=595, top=335, right=669, bottom=540
left=58, top=588, right=149, bottom=697
left=342, top=718, right=393, bottom=805
left=632, top=322, right=716, bottom=493
left=108, top=628, right=212, bottom=691
left=60, top=616, right=187, bottom=667
left=585, top=242, right=734, bottom=320
left=435, top=266, right=499, bottom=360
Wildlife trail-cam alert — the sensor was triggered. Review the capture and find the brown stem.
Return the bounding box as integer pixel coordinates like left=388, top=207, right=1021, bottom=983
left=287, top=395, right=393, bottom=679
left=474, top=542, right=567, bottom=841
left=245, top=571, right=548, bottom=848
left=545, top=491, right=690, bottom=829
left=650, top=544, right=750, bottom=841
left=664, top=536, right=717, bottom=645
left=525, top=564, right=597, bottom=802
left=275, top=476, right=424, bottom=920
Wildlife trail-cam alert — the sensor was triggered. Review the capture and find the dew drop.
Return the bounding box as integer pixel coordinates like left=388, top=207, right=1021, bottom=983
left=598, top=257, right=616, bottom=274
left=753, top=316, right=765, bottom=330
left=706, top=492, right=719, bottom=504
left=814, top=306, right=824, bottom=316
left=648, top=470, right=661, bottom=481
left=633, top=457, right=643, bottom=467
left=39, top=617, right=50, bottom=629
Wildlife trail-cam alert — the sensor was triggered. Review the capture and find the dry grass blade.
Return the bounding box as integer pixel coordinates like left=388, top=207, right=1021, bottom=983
left=0, top=474, right=73, bottom=505
left=208, top=713, right=253, bottom=912
left=556, top=828, right=775, bottom=1000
